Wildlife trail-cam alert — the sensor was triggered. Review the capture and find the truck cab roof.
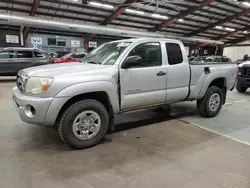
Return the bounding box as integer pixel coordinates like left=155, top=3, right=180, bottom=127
left=108, top=38, right=181, bottom=44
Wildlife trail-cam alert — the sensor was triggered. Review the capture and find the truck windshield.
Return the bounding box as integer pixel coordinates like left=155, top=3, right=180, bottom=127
left=82, top=42, right=131, bottom=65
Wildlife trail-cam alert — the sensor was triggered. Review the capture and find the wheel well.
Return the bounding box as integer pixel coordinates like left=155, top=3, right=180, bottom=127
left=209, top=77, right=226, bottom=89
left=54, top=91, right=114, bottom=129
left=209, top=77, right=227, bottom=104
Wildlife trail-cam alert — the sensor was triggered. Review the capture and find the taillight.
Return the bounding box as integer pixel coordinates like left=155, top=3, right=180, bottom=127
left=50, top=57, right=55, bottom=62
left=238, top=67, right=241, bottom=75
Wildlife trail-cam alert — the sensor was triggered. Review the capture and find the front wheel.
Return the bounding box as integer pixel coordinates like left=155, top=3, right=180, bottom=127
left=58, top=99, right=109, bottom=149
left=197, top=86, right=223, bottom=118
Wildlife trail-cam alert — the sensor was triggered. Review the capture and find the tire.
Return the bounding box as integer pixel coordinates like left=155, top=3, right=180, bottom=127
left=236, top=82, right=247, bottom=93
left=58, top=99, right=109, bottom=149
left=197, top=86, right=223, bottom=118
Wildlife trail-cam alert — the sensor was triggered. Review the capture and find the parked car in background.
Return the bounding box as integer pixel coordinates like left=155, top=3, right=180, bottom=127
left=49, top=51, right=69, bottom=60
left=0, top=48, right=52, bottom=76
left=13, top=38, right=237, bottom=149
left=191, top=56, right=232, bottom=63
left=54, top=52, right=87, bottom=64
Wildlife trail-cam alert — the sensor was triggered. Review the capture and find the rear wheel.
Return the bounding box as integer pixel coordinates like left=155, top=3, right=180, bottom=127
left=58, top=99, right=109, bottom=149
left=197, top=86, right=223, bottom=118
left=236, top=82, right=247, bottom=93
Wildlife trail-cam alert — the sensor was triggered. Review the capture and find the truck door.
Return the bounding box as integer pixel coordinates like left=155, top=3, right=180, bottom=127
left=0, top=50, right=15, bottom=75
left=120, top=42, right=167, bottom=110
left=165, top=42, right=190, bottom=102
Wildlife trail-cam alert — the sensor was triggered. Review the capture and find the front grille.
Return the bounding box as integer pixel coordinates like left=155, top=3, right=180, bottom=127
left=242, top=67, right=250, bottom=76
left=16, top=71, right=28, bottom=92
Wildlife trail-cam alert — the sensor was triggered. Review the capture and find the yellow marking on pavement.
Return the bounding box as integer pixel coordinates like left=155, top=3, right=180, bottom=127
left=225, top=100, right=248, bottom=106
left=186, top=121, right=250, bottom=146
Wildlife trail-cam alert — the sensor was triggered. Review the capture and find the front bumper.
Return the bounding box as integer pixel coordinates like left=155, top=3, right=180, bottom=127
left=13, top=87, right=70, bottom=126
left=13, top=87, right=53, bottom=125
left=237, top=76, right=250, bottom=87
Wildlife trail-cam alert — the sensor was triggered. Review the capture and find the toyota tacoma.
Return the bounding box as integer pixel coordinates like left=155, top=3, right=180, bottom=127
left=13, top=38, right=238, bottom=149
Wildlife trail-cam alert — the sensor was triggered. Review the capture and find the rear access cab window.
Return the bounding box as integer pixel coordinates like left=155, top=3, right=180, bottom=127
left=165, top=43, right=183, bottom=65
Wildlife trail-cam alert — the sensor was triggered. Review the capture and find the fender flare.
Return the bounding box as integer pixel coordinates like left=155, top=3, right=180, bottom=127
left=198, top=72, right=227, bottom=99
left=55, top=81, right=120, bottom=114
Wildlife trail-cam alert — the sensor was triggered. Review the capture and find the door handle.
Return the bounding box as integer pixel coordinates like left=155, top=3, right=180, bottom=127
left=204, top=67, right=210, bottom=74
left=157, top=71, right=166, bottom=76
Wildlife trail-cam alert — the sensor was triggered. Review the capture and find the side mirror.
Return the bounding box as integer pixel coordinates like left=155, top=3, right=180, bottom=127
left=121, top=55, right=142, bottom=69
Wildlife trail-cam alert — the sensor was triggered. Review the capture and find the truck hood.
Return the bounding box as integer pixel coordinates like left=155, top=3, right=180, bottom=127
left=238, top=61, right=250, bottom=68
left=23, top=62, right=117, bottom=77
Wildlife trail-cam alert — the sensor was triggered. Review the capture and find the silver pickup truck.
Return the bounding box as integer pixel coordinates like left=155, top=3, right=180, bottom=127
left=13, top=38, right=237, bottom=149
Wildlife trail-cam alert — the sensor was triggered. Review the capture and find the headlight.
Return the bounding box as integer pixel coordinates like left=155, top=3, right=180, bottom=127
left=238, top=67, right=241, bottom=75
left=25, top=77, right=54, bottom=94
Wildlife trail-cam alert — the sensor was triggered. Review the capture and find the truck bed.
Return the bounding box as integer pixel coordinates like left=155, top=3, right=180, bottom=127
left=188, top=62, right=237, bottom=100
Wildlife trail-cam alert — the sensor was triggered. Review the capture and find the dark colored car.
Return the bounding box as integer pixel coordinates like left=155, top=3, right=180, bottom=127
left=49, top=51, right=69, bottom=59
left=0, top=48, right=52, bottom=76
left=54, top=52, right=87, bottom=64
left=191, top=56, right=232, bottom=63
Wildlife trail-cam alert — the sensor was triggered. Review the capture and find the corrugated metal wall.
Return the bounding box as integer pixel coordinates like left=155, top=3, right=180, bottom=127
left=223, top=46, right=250, bottom=61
